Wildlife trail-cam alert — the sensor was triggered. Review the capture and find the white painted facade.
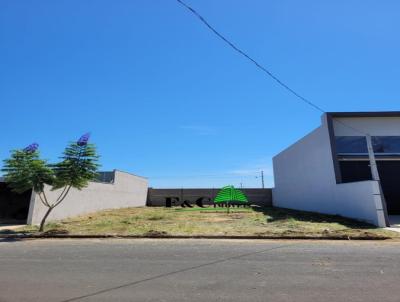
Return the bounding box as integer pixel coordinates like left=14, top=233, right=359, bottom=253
left=27, top=170, right=148, bottom=225
left=333, top=117, right=400, bottom=136
left=272, top=113, right=393, bottom=226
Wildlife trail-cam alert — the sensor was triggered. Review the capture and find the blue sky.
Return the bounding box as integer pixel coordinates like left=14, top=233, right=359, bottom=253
left=1, top=0, right=399, bottom=188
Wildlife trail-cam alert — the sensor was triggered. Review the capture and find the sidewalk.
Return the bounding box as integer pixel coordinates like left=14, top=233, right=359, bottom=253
left=386, top=215, right=400, bottom=233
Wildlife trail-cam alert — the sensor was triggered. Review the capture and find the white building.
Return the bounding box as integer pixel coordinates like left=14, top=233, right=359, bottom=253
left=273, top=112, right=400, bottom=227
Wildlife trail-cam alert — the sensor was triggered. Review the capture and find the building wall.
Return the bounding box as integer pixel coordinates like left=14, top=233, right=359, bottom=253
left=273, top=114, right=384, bottom=226
left=333, top=116, right=400, bottom=136
left=27, top=170, right=148, bottom=225
left=147, top=188, right=272, bottom=207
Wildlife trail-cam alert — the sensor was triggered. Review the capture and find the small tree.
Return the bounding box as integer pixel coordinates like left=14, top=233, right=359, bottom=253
left=1, top=134, right=99, bottom=231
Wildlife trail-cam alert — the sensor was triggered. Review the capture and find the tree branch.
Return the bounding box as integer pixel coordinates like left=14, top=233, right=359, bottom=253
left=41, top=190, right=51, bottom=207
left=55, top=185, right=68, bottom=202
left=52, top=185, right=72, bottom=208
left=38, top=192, right=50, bottom=208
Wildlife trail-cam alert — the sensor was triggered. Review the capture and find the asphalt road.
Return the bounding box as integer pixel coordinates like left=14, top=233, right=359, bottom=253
left=0, top=239, right=400, bottom=302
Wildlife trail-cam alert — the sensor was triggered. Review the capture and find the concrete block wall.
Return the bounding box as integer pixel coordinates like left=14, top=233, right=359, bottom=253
left=147, top=188, right=272, bottom=207
left=27, top=170, right=148, bottom=225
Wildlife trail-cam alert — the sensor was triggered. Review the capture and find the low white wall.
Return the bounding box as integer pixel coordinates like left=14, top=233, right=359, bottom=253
left=333, top=181, right=385, bottom=226
left=273, top=114, right=384, bottom=226
left=27, top=170, right=148, bottom=225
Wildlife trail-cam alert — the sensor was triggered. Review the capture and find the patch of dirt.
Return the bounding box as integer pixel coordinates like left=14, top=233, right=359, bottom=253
left=144, top=230, right=169, bottom=237
left=43, top=229, right=69, bottom=235
left=174, top=215, right=233, bottom=223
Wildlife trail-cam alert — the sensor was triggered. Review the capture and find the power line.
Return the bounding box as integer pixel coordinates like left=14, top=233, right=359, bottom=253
left=176, top=0, right=325, bottom=113
left=175, top=0, right=367, bottom=136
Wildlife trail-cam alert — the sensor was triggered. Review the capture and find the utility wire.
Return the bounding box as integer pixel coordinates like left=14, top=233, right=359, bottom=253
left=176, top=0, right=367, bottom=136
left=176, top=0, right=325, bottom=113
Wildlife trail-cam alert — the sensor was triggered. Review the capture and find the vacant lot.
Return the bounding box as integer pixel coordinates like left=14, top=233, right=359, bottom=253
left=14, top=206, right=398, bottom=239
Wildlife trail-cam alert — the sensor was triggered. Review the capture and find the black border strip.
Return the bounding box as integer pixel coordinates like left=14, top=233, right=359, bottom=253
left=326, top=113, right=342, bottom=183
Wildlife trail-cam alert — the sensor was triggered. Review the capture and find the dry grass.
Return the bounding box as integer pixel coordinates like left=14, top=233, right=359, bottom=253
left=16, top=206, right=399, bottom=239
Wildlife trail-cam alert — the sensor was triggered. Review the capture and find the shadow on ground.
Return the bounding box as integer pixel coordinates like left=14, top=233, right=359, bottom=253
left=252, top=206, right=378, bottom=230
left=0, top=227, right=35, bottom=235
left=0, top=237, right=27, bottom=243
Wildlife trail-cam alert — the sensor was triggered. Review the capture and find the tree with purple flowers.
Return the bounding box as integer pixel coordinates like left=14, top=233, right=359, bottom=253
left=1, top=134, right=99, bottom=231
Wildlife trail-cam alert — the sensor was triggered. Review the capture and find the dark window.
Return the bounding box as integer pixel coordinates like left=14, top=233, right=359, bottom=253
left=335, top=136, right=368, bottom=154
left=339, top=161, right=372, bottom=183
left=372, top=136, right=400, bottom=154
left=376, top=161, right=400, bottom=214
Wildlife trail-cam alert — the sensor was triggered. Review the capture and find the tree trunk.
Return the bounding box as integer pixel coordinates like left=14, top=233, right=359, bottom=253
left=39, top=207, right=53, bottom=232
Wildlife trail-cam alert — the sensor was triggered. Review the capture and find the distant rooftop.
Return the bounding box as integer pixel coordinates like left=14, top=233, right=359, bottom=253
left=96, top=171, right=115, bottom=184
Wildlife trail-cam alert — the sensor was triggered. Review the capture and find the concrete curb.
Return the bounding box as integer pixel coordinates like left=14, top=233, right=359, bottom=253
left=0, top=234, right=392, bottom=240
